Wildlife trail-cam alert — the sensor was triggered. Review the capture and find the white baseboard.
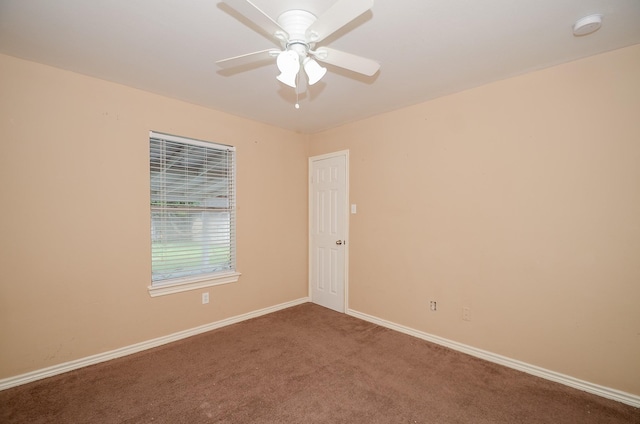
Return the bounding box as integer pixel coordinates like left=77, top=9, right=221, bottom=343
left=346, top=308, right=640, bottom=408
left=0, top=297, right=310, bottom=391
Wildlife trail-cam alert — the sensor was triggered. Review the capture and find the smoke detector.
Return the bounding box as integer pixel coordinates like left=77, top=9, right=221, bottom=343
left=573, top=14, right=602, bottom=36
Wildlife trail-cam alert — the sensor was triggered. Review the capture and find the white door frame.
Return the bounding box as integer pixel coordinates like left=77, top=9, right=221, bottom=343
left=308, top=150, right=349, bottom=312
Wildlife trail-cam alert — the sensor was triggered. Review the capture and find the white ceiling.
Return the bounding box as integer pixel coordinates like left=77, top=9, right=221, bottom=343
left=1, top=0, right=639, bottom=133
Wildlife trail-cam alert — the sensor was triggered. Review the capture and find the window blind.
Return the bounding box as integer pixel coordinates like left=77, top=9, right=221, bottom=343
left=150, top=132, right=236, bottom=285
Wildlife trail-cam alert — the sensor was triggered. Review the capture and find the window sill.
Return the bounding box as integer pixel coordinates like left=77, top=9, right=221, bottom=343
left=148, top=271, right=241, bottom=297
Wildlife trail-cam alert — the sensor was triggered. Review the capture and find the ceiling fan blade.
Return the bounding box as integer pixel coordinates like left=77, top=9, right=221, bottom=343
left=313, top=47, right=380, bottom=76
left=216, top=49, right=280, bottom=69
left=305, top=0, right=373, bottom=43
left=222, top=0, right=289, bottom=40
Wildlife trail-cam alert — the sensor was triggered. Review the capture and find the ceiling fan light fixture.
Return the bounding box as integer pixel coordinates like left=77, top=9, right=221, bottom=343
left=276, top=50, right=300, bottom=88
left=218, top=0, right=379, bottom=100
left=303, top=57, right=327, bottom=85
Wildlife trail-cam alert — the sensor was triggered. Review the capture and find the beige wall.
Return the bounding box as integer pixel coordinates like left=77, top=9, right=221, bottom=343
left=1, top=43, right=639, bottom=397
left=310, top=44, right=640, bottom=395
left=0, top=54, right=309, bottom=378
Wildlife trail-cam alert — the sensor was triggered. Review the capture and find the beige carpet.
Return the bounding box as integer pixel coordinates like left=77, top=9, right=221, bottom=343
left=1, top=303, right=638, bottom=423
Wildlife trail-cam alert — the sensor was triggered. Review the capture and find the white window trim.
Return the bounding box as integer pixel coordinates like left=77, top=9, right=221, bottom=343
left=148, top=131, right=239, bottom=297
left=147, top=271, right=241, bottom=297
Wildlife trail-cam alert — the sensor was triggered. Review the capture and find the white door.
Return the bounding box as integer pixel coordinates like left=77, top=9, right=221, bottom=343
left=309, top=151, right=348, bottom=313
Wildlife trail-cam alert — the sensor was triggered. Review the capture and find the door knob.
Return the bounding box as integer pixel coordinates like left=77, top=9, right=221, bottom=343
left=336, top=240, right=343, bottom=245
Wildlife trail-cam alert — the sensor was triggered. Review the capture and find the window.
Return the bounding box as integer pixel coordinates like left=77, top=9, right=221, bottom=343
left=148, top=131, right=239, bottom=296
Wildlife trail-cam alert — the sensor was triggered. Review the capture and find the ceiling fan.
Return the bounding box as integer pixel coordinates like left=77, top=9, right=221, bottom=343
left=216, top=0, right=380, bottom=90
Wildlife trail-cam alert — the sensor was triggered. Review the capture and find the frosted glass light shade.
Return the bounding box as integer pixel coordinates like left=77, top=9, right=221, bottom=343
left=276, top=50, right=300, bottom=88
left=277, top=71, right=298, bottom=87
left=303, top=58, right=327, bottom=85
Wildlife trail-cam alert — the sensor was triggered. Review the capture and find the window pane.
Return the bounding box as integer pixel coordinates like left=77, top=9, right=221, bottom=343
left=151, top=211, right=232, bottom=281
left=150, top=133, right=235, bottom=285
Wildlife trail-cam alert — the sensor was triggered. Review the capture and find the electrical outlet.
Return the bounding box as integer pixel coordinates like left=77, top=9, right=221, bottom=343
left=429, top=301, right=437, bottom=312
left=462, top=306, right=471, bottom=321
left=202, top=292, right=209, bottom=304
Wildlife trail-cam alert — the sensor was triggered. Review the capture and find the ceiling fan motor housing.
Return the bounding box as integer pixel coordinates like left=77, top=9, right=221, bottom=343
left=277, top=10, right=317, bottom=56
